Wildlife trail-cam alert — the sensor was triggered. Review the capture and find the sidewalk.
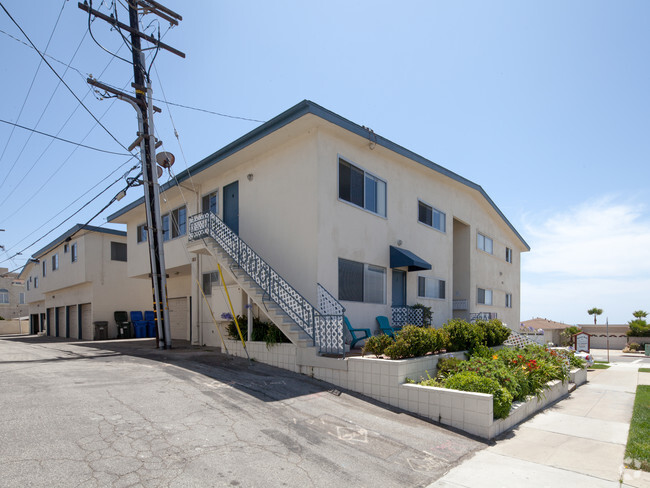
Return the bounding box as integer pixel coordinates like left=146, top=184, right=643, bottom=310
left=429, top=362, right=650, bottom=488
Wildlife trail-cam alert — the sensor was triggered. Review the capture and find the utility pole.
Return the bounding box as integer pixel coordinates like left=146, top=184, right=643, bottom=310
left=79, top=1, right=184, bottom=349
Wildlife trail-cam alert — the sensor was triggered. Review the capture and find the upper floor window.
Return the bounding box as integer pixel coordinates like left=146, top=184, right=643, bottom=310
left=506, top=247, right=513, bottom=263
left=34, top=277, right=39, bottom=289
left=64, top=244, right=69, bottom=253
left=202, top=271, right=220, bottom=296
left=505, top=293, right=512, bottom=308
left=202, top=191, right=218, bottom=214
left=71, top=243, right=78, bottom=262
left=19, top=292, right=25, bottom=305
left=137, top=224, right=147, bottom=243
left=0, top=289, right=8, bottom=304
left=417, top=276, right=446, bottom=299
left=478, top=287, right=493, bottom=305
left=162, top=206, right=187, bottom=242
left=52, top=254, right=59, bottom=271
left=42, top=261, right=46, bottom=277
left=26, top=281, right=30, bottom=291
left=477, top=233, right=493, bottom=254
left=338, top=258, right=386, bottom=304
left=418, top=201, right=446, bottom=232
left=111, top=242, right=127, bottom=262
left=338, top=158, right=386, bottom=217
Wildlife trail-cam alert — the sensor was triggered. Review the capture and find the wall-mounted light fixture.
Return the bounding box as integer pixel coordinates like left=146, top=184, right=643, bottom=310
left=247, top=173, right=254, bottom=181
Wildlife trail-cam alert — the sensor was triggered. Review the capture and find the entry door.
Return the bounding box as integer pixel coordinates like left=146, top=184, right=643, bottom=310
left=392, top=270, right=406, bottom=306
left=223, top=181, right=239, bottom=235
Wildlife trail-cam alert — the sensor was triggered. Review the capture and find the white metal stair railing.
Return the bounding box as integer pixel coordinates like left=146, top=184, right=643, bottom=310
left=188, top=212, right=346, bottom=356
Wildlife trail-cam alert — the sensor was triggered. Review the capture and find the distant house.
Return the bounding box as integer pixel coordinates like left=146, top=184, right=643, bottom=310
left=108, top=100, right=529, bottom=357
left=578, top=324, right=629, bottom=349
left=0, top=267, right=28, bottom=319
left=520, top=318, right=573, bottom=345
left=19, top=224, right=151, bottom=339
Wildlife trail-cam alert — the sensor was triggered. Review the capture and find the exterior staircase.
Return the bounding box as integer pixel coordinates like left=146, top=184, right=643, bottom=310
left=187, top=212, right=345, bottom=357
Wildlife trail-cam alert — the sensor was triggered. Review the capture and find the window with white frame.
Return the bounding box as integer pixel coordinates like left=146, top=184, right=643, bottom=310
left=418, top=201, right=446, bottom=232
left=338, top=158, right=386, bottom=217
left=505, top=293, right=512, bottom=308
left=52, top=254, right=59, bottom=271
left=0, top=288, right=8, bottom=304
left=338, top=258, right=386, bottom=304
left=19, top=292, right=25, bottom=304
left=417, top=276, right=446, bottom=299
left=71, top=243, right=78, bottom=262
left=477, top=233, right=493, bottom=254
left=506, top=247, right=513, bottom=263
left=64, top=244, right=69, bottom=253
left=478, top=287, right=493, bottom=305
left=26, top=281, right=30, bottom=291
left=202, top=190, right=218, bottom=214
left=137, top=224, right=147, bottom=243
left=201, top=271, right=219, bottom=295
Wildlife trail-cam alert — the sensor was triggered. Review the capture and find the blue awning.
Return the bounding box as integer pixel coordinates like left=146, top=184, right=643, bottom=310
left=389, top=246, right=431, bottom=271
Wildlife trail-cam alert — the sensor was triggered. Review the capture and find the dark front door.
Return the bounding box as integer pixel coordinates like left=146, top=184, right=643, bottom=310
left=392, top=270, right=406, bottom=306
left=223, top=181, right=239, bottom=235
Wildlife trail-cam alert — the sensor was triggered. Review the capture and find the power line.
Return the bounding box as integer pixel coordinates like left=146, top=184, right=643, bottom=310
left=0, top=119, right=132, bottom=155
left=0, top=2, right=133, bottom=153
left=0, top=0, right=67, bottom=168
left=150, top=98, right=266, bottom=123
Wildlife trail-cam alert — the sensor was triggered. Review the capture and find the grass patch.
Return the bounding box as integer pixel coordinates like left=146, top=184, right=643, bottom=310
left=589, top=364, right=610, bottom=369
left=625, top=385, right=650, bottom=471
left=639, top=368, right=650, bottom=373
left=595, top=360, right=609, bottom=364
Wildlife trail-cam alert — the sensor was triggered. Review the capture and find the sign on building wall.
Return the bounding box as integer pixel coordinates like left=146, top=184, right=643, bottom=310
left=573, top=332, right=591, bottom=353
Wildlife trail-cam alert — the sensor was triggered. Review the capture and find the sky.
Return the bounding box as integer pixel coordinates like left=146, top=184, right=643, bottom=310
left=0, top=1, right=648, bottom=325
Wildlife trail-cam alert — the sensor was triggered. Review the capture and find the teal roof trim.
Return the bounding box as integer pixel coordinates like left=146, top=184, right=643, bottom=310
left=107, top=100, right=529, bottom=250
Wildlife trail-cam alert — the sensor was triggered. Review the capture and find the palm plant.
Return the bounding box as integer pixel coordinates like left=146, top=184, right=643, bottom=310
left=587, top=307, right=603, bottom=325
left=632, top=310, right=648, bottom=320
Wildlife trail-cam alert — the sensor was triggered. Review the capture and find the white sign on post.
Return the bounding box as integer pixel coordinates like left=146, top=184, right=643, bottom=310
left=574, top=332, right=590, bottom=353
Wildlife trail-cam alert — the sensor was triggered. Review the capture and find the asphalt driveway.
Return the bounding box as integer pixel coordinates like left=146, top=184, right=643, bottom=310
left=0, top=336, right=485, bottom=487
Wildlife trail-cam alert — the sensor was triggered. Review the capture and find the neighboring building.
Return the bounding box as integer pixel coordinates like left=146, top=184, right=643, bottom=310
left=578, top=324, right=629, bottom=349
left=0, top=267, right=28, bottom=319
left=108, top=100, right=529, bottom=353
left=520, top=318, right=573, bottom=346
left=19, top=224, right=151, bottom=339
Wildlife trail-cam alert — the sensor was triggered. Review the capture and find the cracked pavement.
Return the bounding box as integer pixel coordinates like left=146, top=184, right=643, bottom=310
left=0, top=336, right=485, bottom=487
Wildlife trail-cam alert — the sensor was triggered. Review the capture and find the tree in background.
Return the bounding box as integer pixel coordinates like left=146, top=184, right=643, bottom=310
left=587, top=307, right=603, bottom=325
left=632, top=310, right=648, bottom=320
left=627, top=310, right=650, bottom=337
left=560, top=325, right=581, bottom=346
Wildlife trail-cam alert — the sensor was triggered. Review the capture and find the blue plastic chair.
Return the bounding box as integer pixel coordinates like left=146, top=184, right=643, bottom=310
left=376, top=316, right=400, bottom=338
left=130, top=311, right=147, bottom=338
left=344, top=316, right=372, bottom=348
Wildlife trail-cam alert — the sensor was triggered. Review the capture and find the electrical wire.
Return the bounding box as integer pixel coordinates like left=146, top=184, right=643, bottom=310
left=86, top=0, right=133, bottom=66
left=0, top=161, right=140, bottom=263
left=0, top=2, right=132, bottom=153
left=0, top=0, right=66, bottom=167
left=0, top=119, right=133, bottom=155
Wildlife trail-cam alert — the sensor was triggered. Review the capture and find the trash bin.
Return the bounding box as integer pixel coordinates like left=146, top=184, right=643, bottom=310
left=134, top=323, right=146, bottom=338
left=147, top=322, right=157, bottom=338
left=117, top=323, right=132, bottom=339
left=93, top=321, right=109, bottom=340
left=645, top=344, right=650, bottom=357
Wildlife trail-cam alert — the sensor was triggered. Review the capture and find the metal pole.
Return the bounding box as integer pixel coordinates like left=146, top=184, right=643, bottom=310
left=606, top=317, right=610, bottom=363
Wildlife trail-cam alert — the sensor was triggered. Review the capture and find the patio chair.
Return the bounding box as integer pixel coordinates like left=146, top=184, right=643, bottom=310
left=344, top=316, right=372, bottom=348
left=376, top=315, right=400, bottom=338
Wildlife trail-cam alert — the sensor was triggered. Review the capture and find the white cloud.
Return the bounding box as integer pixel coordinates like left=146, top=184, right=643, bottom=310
left=522, top=197, right=650, bottom=277
left=520, top=197, right=650, bottom=324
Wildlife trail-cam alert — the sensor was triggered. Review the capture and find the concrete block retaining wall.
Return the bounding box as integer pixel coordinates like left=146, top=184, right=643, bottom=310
left=223, top=340, right=583, bottom=439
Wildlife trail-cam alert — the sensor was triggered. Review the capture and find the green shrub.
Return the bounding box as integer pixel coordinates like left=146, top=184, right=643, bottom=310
left=410, top=303, right=433, bottom=326
left=476, top=319, right=511, bottom=347
left=418, top=370, right=443, bottom=387
left=362, top=334, right=394, bottom=357
left=628, top=320, right=650, bottom=337
left=445, top=371, right=513, bottom=419
left=434, top=357, right=463, bottom=381
left=226, top=314, right=290, bottom=348
left=384, top=325, right=446, bottom=359
left=442, top=319, right=485, bottom=353
left=629, top=342, right=641, bottom=351
left=560, top=326, right=581, bottom=346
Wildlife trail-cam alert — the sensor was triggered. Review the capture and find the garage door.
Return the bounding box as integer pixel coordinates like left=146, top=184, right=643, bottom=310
left=68, top=305, right=78, bottom=340
left=57, top=307, right=66, bottom=338
left=80, top=303, right=92, bottom=340
left=168, top=297, right=188, bottom=341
